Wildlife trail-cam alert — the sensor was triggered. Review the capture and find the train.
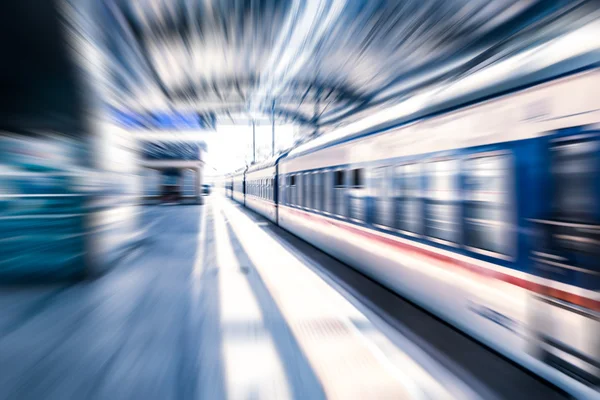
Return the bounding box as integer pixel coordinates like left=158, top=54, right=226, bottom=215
left=228, top=66, right=600, bottom=391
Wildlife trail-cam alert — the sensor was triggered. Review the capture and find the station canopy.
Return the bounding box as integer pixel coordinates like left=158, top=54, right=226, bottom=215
left=70, top=0, right=599, bottom=132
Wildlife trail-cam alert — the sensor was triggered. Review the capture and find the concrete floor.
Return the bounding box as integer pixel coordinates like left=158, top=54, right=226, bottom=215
left=0, top=198, right=469, bottom=400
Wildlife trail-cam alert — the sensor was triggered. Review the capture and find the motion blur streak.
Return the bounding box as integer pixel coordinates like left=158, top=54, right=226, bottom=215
left=1, top=0, right=600, bottom=399
left=219, top=198, right=433, bottom=399
left=212, top=200, right=293, bottom=400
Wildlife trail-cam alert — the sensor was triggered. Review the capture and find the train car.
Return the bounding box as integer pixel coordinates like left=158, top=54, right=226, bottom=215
left=276, top=67, right=600, bottom=388
left=225, top=173, right=233, bottom=198
left=232, top=167, right=247, bottom=205
left=244, top=153, right=289, bottom=223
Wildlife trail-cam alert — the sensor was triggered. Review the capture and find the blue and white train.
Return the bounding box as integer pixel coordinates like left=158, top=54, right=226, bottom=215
left=229, top=67, right=600, bottom=393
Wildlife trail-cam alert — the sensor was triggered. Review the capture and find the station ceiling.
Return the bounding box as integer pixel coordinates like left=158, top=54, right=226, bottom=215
left=78, top=0, right=596, bottom=130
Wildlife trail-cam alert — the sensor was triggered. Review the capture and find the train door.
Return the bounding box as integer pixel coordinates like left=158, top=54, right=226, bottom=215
left=370, top=166, right=392, bottom=228
left=333, top=169, right=346, bottom=217
left=242, top=174, right=246, bottom=206
left=531, top=131, right=600, bottom=386
left=275, top=169, right=280, bottom=223
left=348, top=168, right=366, bottom=222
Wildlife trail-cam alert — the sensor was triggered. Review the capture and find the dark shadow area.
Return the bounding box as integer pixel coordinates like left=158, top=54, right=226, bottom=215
left=230, top=201, right=570, bottom=400
left=222, top=207, right=326, bottom=400
left=0, top=1, right=86, bottom=136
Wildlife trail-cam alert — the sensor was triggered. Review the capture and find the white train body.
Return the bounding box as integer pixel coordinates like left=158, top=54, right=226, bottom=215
left=232, top=67, right=600, bottom=397
left=245, top=163, right=278, bottom=223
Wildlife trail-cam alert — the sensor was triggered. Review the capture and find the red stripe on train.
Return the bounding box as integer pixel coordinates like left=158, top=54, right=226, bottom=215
left=283, top=206, right=600, bottom=312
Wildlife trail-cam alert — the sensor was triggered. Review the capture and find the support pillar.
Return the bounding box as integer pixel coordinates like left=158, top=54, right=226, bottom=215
left=252, top=120, right=256, bottom=163
left=196, top=167, right=203, bottom=205
left=271, top=101, right=275, bottom=156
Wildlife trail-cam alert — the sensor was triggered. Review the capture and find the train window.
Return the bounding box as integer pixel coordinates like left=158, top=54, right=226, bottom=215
left=304, top=173, right=311, bottom=209
left=298, top=175, right=302, bottom=206
left=289, top=175, right=296, bottom=205
left=552, top=139, right=598, bottom=222
left=395, top=164, right=421, bottom=234
left=304, top=173, right=309, bottom=207
left=351, top=168, right=364, bottom=188
left=323, top=171, right=332, bottom=213
left=371, top=166, right=390, bottom=198
left=372, top=166, right=394, bottom=227
left=333, top=169, right=346, bottom=216
left=321, top=172, right=327, bottom=211
left=306, top=173, right=312, bottom=209
left=425, top=160, right=459, bottom=243
left=297, top=174, right=303, bottom=206
left=280, top=177, right=285, bottom=204
left=302, top=174, right=310, bottom=208
left=334, top=170, right=345, bottom=187
left=348, top=168, right=365, bottom=221
left=313, top=173, right=321, bottom=211
left=464, top=154, right=512, bottom=256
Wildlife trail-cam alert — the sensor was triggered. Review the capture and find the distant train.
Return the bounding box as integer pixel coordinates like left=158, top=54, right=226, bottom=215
left=229, top=67, right=600, bottom=390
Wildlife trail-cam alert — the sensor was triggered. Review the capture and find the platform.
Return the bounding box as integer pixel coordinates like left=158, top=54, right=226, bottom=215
left=0, top=197, right=481, bottom=399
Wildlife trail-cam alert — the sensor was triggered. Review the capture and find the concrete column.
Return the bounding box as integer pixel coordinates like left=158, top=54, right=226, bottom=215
left=271, top=101, right=275, bottom=156
left=252, top=120, right=256, bottom=163
left=196, top=167, right=203, bottom=204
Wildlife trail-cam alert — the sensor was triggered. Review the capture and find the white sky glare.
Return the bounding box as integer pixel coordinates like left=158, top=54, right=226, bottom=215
left=204, top=123, right=300, bottom=174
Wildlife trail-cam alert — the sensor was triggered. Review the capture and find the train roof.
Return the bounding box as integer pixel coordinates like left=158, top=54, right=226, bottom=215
left=286, top=36, right=600, bottom=161
left=231, top=166, right=247, bottom=176
left=246, top=150, right=291, bottom=173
